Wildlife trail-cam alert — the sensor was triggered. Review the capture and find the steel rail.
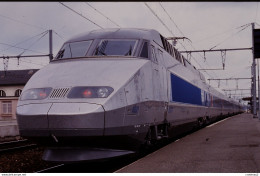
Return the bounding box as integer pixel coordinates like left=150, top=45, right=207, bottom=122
left=0, top=144, right=37, bottom=153
left=0, top=139, right=28, bottom=145
left=36, top=164, right=65, bottom=173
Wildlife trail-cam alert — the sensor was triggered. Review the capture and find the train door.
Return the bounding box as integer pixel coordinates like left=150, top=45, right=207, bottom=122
left=151, top=45, right=161, bottom=100
left=157, top=49, right=169, bottom=121
left=151, top=45, right=167, bottom=122
left=205, top=89, right=211, bottom=116
left=203, top=89, right=210, bottom=117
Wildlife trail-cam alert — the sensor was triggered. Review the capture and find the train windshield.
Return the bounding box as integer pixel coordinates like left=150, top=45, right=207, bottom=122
left=94, top=39, right=137, bottom=56
left=55, top=40, right=92, bottom=59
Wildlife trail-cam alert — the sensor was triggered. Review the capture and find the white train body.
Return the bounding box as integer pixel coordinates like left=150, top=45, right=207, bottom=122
left=16, top=28, right=242, bottom=162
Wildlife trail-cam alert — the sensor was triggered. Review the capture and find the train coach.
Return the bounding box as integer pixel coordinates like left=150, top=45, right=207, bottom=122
left=16, top=28, right=243, bottom=162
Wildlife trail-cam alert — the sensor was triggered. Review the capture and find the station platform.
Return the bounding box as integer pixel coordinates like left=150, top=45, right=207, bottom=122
left=116, top=113, right=260, bottom=173
left=0, top=120, right=20, bottom=141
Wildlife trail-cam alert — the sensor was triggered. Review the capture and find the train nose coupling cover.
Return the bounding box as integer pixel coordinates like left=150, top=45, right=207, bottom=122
left=42, top=147, right=135, bottom=162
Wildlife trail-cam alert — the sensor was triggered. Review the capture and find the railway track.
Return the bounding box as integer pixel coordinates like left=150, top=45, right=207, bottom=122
left=36, top=155, right=138, bottom=173
left=0, top=139, right=28, bottom=145
left=0, top=139, right=37, bottom=153
left=36, top=164, right=65, bottom=173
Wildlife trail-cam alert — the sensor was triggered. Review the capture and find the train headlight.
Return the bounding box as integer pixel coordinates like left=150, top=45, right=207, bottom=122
left=97, top=87, right=110, bottom=98
left=67, top=86, right=114, bottom=98
left=20, top=88, right=52, bottom=100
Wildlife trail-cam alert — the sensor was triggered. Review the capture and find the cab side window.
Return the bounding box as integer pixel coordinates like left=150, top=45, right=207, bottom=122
left=140, top=42, right=148, bottom=58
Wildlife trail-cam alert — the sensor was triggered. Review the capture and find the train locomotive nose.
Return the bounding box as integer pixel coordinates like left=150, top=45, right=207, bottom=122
left=17, top=102, right=105, bottom=137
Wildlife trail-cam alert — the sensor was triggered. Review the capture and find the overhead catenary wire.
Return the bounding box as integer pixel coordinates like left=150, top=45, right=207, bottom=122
left=158, top=2, right=252, bottom=87
left=144, top=2, right=216, bottom=81
left=158, top=2, right=185, bottom=37
left=0, top=8, right=66, bottom=42
left=0, top=58, right=48, bottom=69
left=159, top=2, right=253, bottom=90
left=144, top=2, right=192, bottom=54
left=0, top=55, right=49, bottom=69
left=17, top=30, right=49, bottom=56
left=0, top=42, right=47, bottom=55
left=1, top=31, right=49, bottom=58
left=204, top=23, right=251, bottom=92
left=0, top=30, right=49, bottom=54
left=209, top=23, right=251, bottom=50
left=0, top=10, right=64, bottom=71
left=0, top=13, right=46, bottom=31
left=144, top=2, right=175, bottom=38
left=157, top=3, right=252, bottom=99
left=256, top=22, right=260, bottom=28
left=0, top=56, right=48, bottom=71
left=155, top=2, right=220, bottom=82
left=59, top=2, right=103, bottom=29
left=255, top=2, right=259, bottom=23
left=53, top=30, right=65, bottom=41
left=85, top=2, right=121, bottom=28
left=9, top=57, right=47, bottom=66
left=17, top=59, right=47, bottom=67
left=0, top=30, right=50, bottom=71
left=194, top=23, right=252, bottom=44
left=0, top=11, right=65, bottom=42
left=179, top=47, right=252, bottom=53
left=0, top=11, right=66, bottom=55
left=224, top=65, right=252, bottom=79
left=0, top=54, right=50, bottom=59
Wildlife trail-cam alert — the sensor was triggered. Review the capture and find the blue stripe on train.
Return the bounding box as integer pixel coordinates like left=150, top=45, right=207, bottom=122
left=171, top=73, right=202, bottom=106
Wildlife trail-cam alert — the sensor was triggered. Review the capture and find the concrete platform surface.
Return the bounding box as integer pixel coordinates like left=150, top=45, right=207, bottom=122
left=116, top=113, right=260, bottom=173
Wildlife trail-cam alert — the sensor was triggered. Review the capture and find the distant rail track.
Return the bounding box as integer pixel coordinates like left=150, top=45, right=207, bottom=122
left=36, top=164, right=65, bottom=173
left=0, top=139, right=37, bottom=153
left=0, top=139, right=28, bottom=145
left=35, top=156, right=138, bottom=173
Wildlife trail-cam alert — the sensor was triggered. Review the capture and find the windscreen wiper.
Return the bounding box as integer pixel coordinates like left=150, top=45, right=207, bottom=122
left=56, top=49, right=65, bottom=59
left=124, top=45, right=132, bottom=56
left=95, top=47, right=107, bottom=56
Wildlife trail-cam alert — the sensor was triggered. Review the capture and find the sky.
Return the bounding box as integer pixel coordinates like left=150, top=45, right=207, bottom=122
left=0, top=2, right=259, bottom=103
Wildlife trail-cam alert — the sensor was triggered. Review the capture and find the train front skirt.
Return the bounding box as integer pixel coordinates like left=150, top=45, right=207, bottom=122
left=42, top=147, right=135, bottom=162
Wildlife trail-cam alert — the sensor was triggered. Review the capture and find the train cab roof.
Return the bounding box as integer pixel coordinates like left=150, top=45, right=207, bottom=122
left=66, top=28, right=164, bottom=47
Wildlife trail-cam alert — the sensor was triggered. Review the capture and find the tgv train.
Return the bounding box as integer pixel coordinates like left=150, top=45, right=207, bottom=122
left=16, top=28, right=243, bottom=162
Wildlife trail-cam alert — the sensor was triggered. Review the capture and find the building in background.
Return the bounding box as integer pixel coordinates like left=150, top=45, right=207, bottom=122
left=0, top=69, right=38, bottom=121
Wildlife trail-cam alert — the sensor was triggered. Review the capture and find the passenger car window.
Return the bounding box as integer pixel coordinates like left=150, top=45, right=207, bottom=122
left=55, top=40, right=92, bottom=59
left=94, top=39, right=137, bottom=56
left=140, top=42, right=148, bottom=58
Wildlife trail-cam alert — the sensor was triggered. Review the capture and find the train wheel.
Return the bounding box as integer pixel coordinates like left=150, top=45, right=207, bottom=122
left=198, top=118, right=204, bottom=128
left=205, top=116, right=211, bottom=125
